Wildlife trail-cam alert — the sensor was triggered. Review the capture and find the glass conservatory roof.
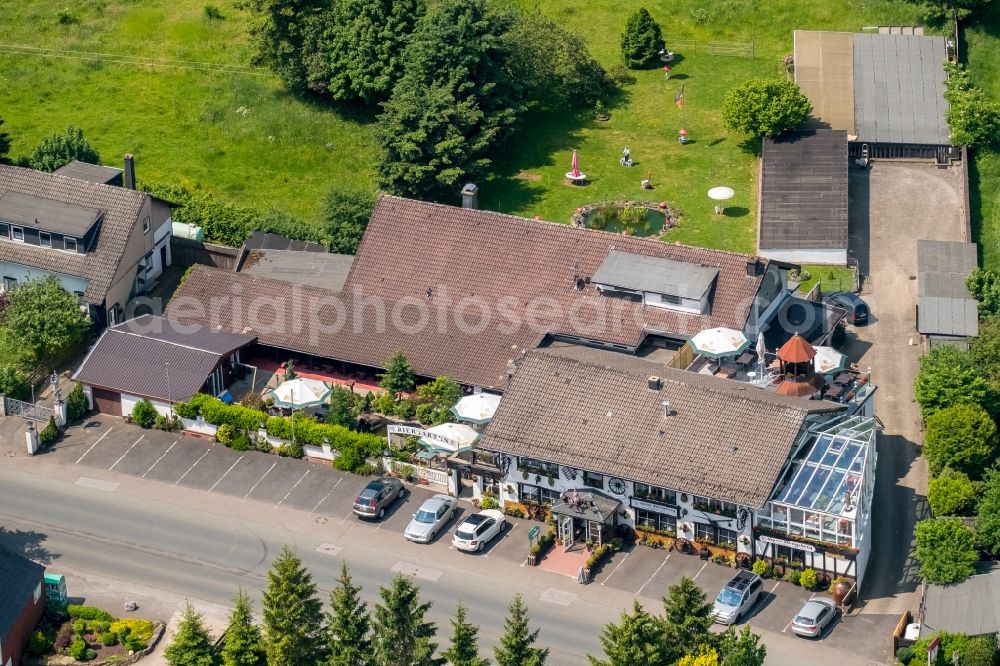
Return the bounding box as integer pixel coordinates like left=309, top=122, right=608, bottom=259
left=773, top=416, right=876, bottom=516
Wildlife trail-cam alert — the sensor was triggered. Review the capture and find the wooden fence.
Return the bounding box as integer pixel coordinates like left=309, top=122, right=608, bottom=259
left=170, top=237, right=244, bottom=270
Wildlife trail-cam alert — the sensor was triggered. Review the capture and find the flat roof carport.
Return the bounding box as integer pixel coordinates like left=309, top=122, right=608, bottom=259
left=794, top=31, right=855, bottom=134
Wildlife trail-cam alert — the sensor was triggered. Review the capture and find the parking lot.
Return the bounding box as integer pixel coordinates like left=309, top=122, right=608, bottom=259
left=44, top=419, right=895, bottom=659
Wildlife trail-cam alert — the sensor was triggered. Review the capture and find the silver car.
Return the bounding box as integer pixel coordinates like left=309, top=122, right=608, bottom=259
left=791, top=596, right=838, bottom=638
left=404, top=494, right=457, bottom=543
left=712, top=571, right=763, bottom=624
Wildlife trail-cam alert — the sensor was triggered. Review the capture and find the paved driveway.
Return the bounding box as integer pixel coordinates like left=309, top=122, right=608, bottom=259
left=846, top=161, right=966, bottom=614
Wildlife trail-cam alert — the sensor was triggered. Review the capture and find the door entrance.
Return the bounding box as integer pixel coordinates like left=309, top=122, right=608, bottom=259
left=559, top=515, right=574, bottom=552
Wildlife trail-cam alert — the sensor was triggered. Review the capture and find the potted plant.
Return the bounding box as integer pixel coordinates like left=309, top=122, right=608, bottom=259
left=585, top=538, right=594, bottom=552
left=830, top=576, right=852, bottom=605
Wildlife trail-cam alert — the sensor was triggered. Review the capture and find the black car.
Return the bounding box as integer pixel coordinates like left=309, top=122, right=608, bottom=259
left=823, top=291, right=870, bottom=326
left=353, top=478, right=406, bottom=520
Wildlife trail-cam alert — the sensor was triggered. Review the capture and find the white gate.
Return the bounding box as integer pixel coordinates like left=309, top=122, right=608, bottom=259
left=4, top=397, right=54, bottom=423
left=559, top=515, right=574, bottom=552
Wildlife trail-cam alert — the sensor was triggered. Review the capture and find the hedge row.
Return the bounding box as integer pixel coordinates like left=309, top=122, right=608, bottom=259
left=173, top=393, right=384, bottom=461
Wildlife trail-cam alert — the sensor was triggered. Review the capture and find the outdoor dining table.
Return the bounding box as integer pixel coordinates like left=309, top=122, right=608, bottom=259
left=833, top=372, right=853, bottom=385
left=735, top=352, right=755, bottom=368
left=824, top=385, right=842, bottom=399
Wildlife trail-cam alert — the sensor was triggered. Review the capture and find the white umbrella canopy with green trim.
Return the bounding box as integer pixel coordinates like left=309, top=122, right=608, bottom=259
left=271, top=378, right=332, bottom=408
left=418, top=422, right=480, bottom=454
left=688, top=327, right=751, bottom=360
left=450, top=393, right=502, bottom=425
left=813, top=346, right=848, bottom=375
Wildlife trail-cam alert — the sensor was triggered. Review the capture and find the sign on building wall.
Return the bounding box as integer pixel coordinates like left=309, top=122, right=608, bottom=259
left=758, top=535, right=817, bottom=553
left=387, top=424, right=458, bottom=448
left=630, top=498, right=679, bottom=516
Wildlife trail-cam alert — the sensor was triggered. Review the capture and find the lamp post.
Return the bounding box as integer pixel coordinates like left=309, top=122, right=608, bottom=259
left=165, top=361, right=172, bottom=418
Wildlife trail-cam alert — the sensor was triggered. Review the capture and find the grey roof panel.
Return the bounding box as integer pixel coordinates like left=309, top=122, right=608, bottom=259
left=923, top=570, right=1000, bottom=635
left=53, top=160, right=124, bottom=186
left=759, top=130, right=849, bottom=250
left=592, top=250, right=719, bottom=299
left=0, top=190, right=101, bottom=236
left=241, top=250, right=354, bottom=291
left=0, top=544, right=44, bottom=639
left=244, top=231, right=328, bottom=252
left=852, top=33, right=950, bottom=144
left=113, top=314, right=258, bottom=354
left=918, top=296, right=979, bottom=337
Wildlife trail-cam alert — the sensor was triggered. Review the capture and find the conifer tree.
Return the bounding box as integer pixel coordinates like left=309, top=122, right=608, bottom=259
left=324, top=564, right=372, bottom=666
left=442, top=604, right=490, bottom=666
left=494, top=595, right=548, bottom=666
left=660, top=577, right=714, bottom=663
left=164, top=602, right=219, bottom=666
left=261, top=546, right=324, bottom=666
left=371, top=574, right=442, bottom=666
left=588, top=601, right=666, bottom=666
left=221, top=590, right=266, bottom=666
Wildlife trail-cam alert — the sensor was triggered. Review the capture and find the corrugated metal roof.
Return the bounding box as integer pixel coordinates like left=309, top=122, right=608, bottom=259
left=916, top=240, right=979, bottom=337
left=0, top=191, right=102, bottom=236
left=244, top=231, right=327, bottom=252
left=591, top=250, right=719, bottom=298
left=759, top=130, right=849, bottom=251
left=923, top=569, right=1000, bottom=636
left=917, top=296, right=979, bottom=337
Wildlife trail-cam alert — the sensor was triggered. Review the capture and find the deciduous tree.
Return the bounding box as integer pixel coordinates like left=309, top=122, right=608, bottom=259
left=928, top=468, right=979, bottom=516
left=371, top=574, right=442, bottom=666
left=924, top=403, right=999, bottom=478
left=968, top=268, right=1000, bottom=317
left=0, top=275, right=90, bottom=367
left=494, top=594, right=547, bottom=666
left=620, top=8, right=664, bottom=69
left=324, top=564, right=371, bottom=666
left=914, top=517, right=979, bottom=584
left=261, top=546, right=324, bottom=666
left=588, top=601, right=666, bottom=666
left=28, top=126, right=100, bottom=172
left=164, top=602, right=219, bottom=666
left=221, top=590, right=267, bottom=666
left=975, top=470, right=1000, bottom=555
left=244, top=0, right=329, bottom=95
left=442, top=603, right=489, bottom=666
left=325, top=386, right=357, bottom=430
left=320, top=186, right=375, bottom=254
left=0, top=364, right=30, bottom=401
left=721, top=79, right=812, bottom=138
left=914, top=344, right=998, bottom=418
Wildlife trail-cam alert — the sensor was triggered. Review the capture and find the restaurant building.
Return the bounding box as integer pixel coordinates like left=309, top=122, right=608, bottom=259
left=475, top=345, right=878, bottom=583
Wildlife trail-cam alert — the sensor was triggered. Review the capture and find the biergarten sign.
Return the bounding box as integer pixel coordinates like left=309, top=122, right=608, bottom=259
left=758, top=535, right=817, bottom=553
left=387, top=424, right=458, bottom=449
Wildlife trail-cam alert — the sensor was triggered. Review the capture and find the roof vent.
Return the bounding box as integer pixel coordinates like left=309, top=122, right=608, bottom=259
left=575, top=276, right=586, bottom=291
left=648, top=376, right=663, bottom=391
left=746, top=259, right=764, bottom=277
left=662, top=400, right=671, bottom=418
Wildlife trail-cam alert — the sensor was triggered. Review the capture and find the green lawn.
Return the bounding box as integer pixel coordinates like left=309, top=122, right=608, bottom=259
left=795, top=265, right=857, bottom=294
left=0, top=0, right=920, bottom=254
left=963, top=8, right=1000, bottom=271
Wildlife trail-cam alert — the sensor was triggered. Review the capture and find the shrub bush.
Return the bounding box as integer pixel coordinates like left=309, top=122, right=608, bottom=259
left=480, top=495, right=500, bottom=510
left=69, top=605, right=114, bottom=623
left=203, top=3, right=224, bottom=20
left=215, top=423, right=234, bottom=446
left=100, top=631, right=118, bottom=646
left=895, top=646, right=913, bottom=665
left=84, top=648, right=97, bottom=661
left=66, top=382, right=90, bottom=421
left=354, top=462, right=382, bottom=476
left=229, top=430, right=251, bottom=451
left=69, top=638, right=88, bottom=660
left=27, top=629, right=53, bottom=656
left=110, top=618, right=154, bottom=642
left=130, top=399, right=158, bottom=428
left=0, top=363, right=31, bottom=401
left=126, top=637, right=147, bottom=652
left=73, top=620, right=86, bottom=634
left=607, top=65, right=635, bottom=86
left=752, top=559, right=769, bottom=577
left=333, top=448, right=363, bottom=472
left=55, top=628, right=73, bottom=650
left=799, top=568, right=817, bottom=590
left=786, top=569, right=801, bottom=586
left=39, top=415, right=61, bottom=446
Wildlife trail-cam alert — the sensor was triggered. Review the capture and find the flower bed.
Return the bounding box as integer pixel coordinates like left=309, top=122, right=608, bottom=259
left=527, top=527, right=556, bottom=566
left=27, top=604, right=158, bottom=665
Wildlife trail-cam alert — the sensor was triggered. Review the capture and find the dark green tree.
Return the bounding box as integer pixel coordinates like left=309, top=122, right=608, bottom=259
left=0, top=276, right=90, bottom=367
left=324, top=564, right=371, bottom=666
left=0, top=364, right=30, bottom=401
left=975, top=470, right=1000, bottom=555
left=507, top=10, right=609, bottom=110
left=620, top=8, right=664, bottom=69
left=660, top=577, right=714, bottom=663
left=164, top=602, right=219, bottom=666
left=924, top=403, right=999, bottom=478
left=721, top=79, right=812, bottom=138
left=494, top=594, right=548, bottom=666
left=221, top=590, right=267, bottom=666
left=906, top=0, right=994, bottom=24
left=261, top=546, right=324, bottom=666
left=588, top=601, right=666, bottom=666
left=914, top=344, right=998, bottom=418
left=245, top=0, right=329, bottom=94
left=0, top=115, right=11, bottom=164
left=28, top=126, right=100, bottom=172
left=442, top=603, right=490, bottom=666
left=968, top=268, right=1000, bottom=317
left=326, top=386, right=357, bottom=430
left=928, top=468, right=979, bottom=516
left=320, top=0, right=425, bottom=104
left=375, top=0, right=523, bottom=201
left=320, top=186, right=375, bottom=254
left=379, top=350, right=416, bottom=399
left=717, top=625, right=766, bottom=666
left=66, top=382, right=90, bottom=421
left=914, top=517, right=979, bottom=585
left=961, top=635, right=999, bottom=666
left=371, top=574, right=442, bottom=666
left=130, top=399, right=158, bottom=428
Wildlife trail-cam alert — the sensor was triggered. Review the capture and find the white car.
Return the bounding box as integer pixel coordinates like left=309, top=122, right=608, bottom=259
left=452, top=510, right=507, bottom=552
left=404, top=494, right=457, bottom=543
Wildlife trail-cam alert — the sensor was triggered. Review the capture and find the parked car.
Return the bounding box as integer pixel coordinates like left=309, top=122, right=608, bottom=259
left=712, top=570, right=763, bottom=624
left=353, top=478, right=405, bottom=520
left=404, top=494, right=457, bottom=543
left=823, top=291, right=870, bottom=326
left=791, top=596, right=838, bottom=638
left=452, top=510, right=507, bottom=552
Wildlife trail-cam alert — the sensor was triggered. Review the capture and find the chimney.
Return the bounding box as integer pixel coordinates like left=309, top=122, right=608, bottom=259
left=745, top=259, right=763, bottom=277
left=124, top=154, right=136, bottom=190
left=662, top=400, right=671, bottom=418
left=647, top=376, right=662, bottom=391
left=461, top=183, right=479, bottom=209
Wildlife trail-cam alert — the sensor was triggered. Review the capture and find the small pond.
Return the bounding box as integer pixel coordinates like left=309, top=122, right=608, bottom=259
left=574, top=201, right=675, bottom=237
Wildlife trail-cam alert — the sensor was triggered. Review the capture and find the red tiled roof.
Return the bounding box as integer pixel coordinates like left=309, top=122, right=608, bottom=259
left=0, top=164, right=148, bottom=305
left=778, top=333, right=816, bottom=363
left=776, top=374, right=826, bottom=398
left=345, top=196, right=767, bottom=344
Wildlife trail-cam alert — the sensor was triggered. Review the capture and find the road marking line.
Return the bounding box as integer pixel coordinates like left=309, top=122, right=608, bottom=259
left=209, top=457, right=243, bottom=492
left=539, top=588, right=576, bottom=606
left=769, top=581, right=781, bottom=593
left=316, top=543, right=342, bottom=557
left=637, top=553, right=671, bottom=597
left=108, top=435, right=145, bottom=471
left=75, top=477, right=119, bottom=491
left=175, top=449, right=211, bottom=486
left=692, top=562, right=709, bottom=580
left=243, top=462, right=277, bottom=499
left=782, top=621, right=792, bottom=633
left=600, top=550, right=630, bottom=586
left=275, top=470, right=310, bottom=508
left=75, top=428, right=112, bottom=464
left=308, top=479, right=340, bottom=515
left=520, top=558, right=528, bottom=567
left=391, top=560, right=443, bottom=582
left=339, top=511, right=355, bottom=525
left=142, top=440, right=177, bottom=478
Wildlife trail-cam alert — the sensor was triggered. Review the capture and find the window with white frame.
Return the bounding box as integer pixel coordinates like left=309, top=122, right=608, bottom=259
left=39, top=231, right=51, bottom=247
left=694, top=522, right=714, bottom=542
left=716, top=527, right=738, bottom=549
left=11, top=226, right=23, bottom=242
left=633, top=483, right=676, bottom=505
left=636, top=510, right=676, bottom=533
left=582, top=471, right=604, bottom=489
left=143, top=216, right=150, bottom=234
left=64, top=237, right=78, bottom=252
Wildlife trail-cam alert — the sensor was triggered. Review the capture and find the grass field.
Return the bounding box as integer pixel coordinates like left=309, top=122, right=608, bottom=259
left=0, top=0, right=921, bottom=253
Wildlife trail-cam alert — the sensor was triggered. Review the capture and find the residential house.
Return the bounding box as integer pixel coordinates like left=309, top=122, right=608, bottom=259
left=0, top=158, right=172, bottom=326
left=0, top=544, right=45, bottom=666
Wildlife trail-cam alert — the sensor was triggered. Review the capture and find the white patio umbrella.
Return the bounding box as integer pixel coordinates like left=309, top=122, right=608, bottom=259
left=418, top=422, right=480, bottom=455
left=708, top=186, right=735, bottom=214
left=688, top=327, right=751, bottom=360
left=813, top=346, right=848, bottom=375
left=450, top=393, right=502, bottom=425
left=271, top=377, right=332, bottom=408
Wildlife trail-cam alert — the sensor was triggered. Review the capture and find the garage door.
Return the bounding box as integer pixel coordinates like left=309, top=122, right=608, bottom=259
left=91, top=388, right=122, bottom=416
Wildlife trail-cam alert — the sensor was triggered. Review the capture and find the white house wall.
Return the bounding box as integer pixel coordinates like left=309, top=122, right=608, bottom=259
left=759, top=247, right=848, bottom=265
left=120, top=393, right=172, bottom=419
left=0, top=262, right=89, bottom=296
